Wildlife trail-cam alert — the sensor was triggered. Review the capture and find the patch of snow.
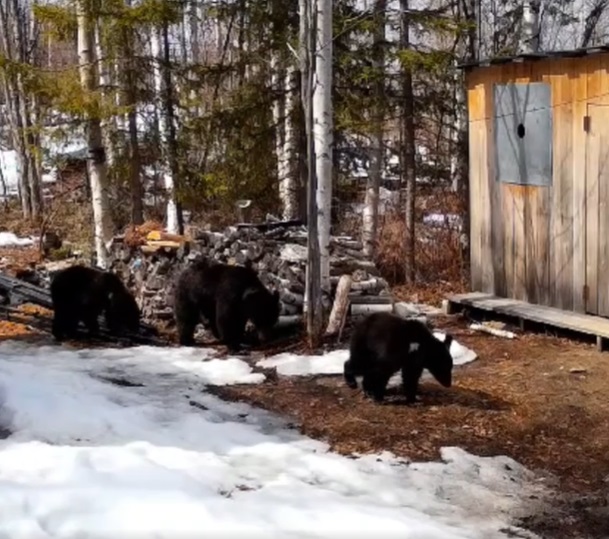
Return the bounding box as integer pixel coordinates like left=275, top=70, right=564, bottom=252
left=257, top=332, right=477, bottom=377
left=423, top=213, right=463, bottom=231
left=0, top=341, right=544, bottom=538
left=434, top=331, right=478, bottom=366
left=0, top=232, right=34, bottom=248
left=0, top=150, right=19, bottom=194
left=258, top=349, right=350, bottom=376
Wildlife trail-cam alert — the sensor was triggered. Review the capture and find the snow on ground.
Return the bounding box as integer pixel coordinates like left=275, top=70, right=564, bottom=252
left=423, top=213, right=463, bottom=231
left=0, top=232, right=35, bottom=248
left=0, top=341, right=545, bottom=538
left=257, top=330, right=477, bottom=378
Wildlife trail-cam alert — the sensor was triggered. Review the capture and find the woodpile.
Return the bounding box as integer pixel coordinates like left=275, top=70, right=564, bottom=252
left=107, top=221, right=393, bottom=326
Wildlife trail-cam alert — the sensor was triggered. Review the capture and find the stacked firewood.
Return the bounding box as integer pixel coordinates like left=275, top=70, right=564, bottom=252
left=107, top=221, right=393, bottom=326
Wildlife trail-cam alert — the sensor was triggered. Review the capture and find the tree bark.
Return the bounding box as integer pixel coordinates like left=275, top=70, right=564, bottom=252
left=400, top=0, right=416, bottom=283
left=313, top=0, right=333, bottom=295
left=77, top=0, right=114, bottom=268
left=301, top=0, right=323, bottom=348
left=362, top=0, right=386, bottom=257
left=151, top=25, right=181, bottom=234
left=519, top=0, right=540, bottom=53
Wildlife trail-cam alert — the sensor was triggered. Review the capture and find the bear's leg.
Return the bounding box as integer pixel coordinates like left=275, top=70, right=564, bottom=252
left=343, top=359, right=359, bottom=389
left=216, top=303, right=247, bottom=353
left=175, top=307, right=199, bottom=346
left=104, top=310, right=121, bottom=335
left=362, top=370, right=392, bottom=403
left=52, top=308, right=71, bottom=341
left=401, top=361, right=424, bottom=404
left=82, top=308, right=100, bottom=338
left=206, top=308, right=221, bottom=340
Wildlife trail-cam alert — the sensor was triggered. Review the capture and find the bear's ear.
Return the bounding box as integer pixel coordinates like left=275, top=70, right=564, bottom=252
left=244, top=259, right=253, bottom=270
left=443, top=334, right=453, bottom=349
left=273, top=289, right=280, bottom=300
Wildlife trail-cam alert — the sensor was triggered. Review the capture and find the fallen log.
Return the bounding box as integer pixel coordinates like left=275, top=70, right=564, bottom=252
left=325, top=275, right=352, bottom=337
left=350, top=303, right=394, bottom=317
left=348, top=294, right=393, bottom=305
left=0, top=273, right=53, bottom=309
left=236, top=219, right=304, bottom=231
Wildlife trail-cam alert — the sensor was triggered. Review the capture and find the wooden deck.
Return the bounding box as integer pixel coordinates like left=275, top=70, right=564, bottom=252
left=447, top=292, right=609, bottom=351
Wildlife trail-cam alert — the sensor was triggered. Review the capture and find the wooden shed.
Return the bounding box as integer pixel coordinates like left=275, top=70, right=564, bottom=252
left=459, top=46, right=609, bottom=318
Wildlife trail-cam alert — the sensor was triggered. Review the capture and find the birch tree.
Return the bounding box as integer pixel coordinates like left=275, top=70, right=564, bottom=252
left=362, top=0, right=386, bottom=257
left=300, top=0, right=323, bottom=346
left=313, top=0, right=333, bottom=295
left=271, top=0, right=299, bottom=220
left=151, top=24, right=180, bottom=234
left=76, top=0, right=114, bottom=268
left=520, top=0, right=541, bottom=52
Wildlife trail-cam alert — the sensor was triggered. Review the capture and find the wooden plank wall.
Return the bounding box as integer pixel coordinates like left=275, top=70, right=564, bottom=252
left=466, top=53, right=609, bottom=314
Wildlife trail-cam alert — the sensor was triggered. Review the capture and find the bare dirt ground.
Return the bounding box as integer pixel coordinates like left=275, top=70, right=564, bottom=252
left=1, top=295, right=609, bottom=537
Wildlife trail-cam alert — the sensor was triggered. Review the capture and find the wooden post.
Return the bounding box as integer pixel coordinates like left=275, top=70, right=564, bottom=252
left=325, top=274, right=352, bottom=337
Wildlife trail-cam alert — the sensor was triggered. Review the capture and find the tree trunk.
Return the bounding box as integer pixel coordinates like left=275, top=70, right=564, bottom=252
left=362, top=0, right=385, bottom=257
left=77, top=0, right=114, bottom=268
left=161, top=20, right=184, bottom=234
left=275, top=59, right=300, bottom=220
left=301, top=0, right=323, bottom=348
left=151, top=25, right=181, bottom=234
left=400, top=0, right=416, bottom=283
left=94, top=20, right=116, bottom=168
left=0, top=0, right=43, bottom=220
left=520, top=0, right=540, bottom=53
left=122, top=14, right=144, bottom=225
left=313, top=0, right=333, bottom=295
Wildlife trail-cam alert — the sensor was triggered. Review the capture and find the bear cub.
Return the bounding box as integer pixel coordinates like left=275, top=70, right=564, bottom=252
left=173, top=257, right=280, bottom=352
left=50, top=265, right=140, bottom=341
left=344, top=311, right=454, bottom=403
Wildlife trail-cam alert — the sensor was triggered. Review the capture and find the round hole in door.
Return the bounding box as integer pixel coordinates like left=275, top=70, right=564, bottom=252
left=517, top=123, right=526, bottom=138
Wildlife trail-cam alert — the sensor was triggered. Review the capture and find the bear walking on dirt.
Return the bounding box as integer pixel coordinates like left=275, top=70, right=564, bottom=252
left=50, top=265, right=140, bottom=341
left=344, top=312, right=454, bottom=404
left=173, top=257, right=280, bottom=352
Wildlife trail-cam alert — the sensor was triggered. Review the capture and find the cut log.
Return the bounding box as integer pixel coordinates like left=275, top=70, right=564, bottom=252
left=146, top=230, right=186, bottom=243
left=145, top=240, right=183, bottom=249
left=236, top=219, right=303, bottom=231
left=350, top=303, right=394, bottom=317
left=280, top=289, right=304, bottom=306
left=325, top=275, right=352, bottom=337
left=276, top=315, right=303, bottom=329
left=348, top=294, right=393, bottom=305
left=470, top=323, right=516, bottom=339
left=350, top=278, right=386, bottom=292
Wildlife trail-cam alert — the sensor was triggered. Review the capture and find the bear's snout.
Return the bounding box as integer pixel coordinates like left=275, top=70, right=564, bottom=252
left=435, top=370, right=452, bottom=388
left=257, top=328, right=273, bottom=342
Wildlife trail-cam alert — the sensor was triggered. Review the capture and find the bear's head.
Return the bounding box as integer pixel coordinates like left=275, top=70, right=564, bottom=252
left=108, top=288, right=141, bottom=333
left=245, top=287, right=280, bottom=342
left=424, top=333, right=454, bottom=388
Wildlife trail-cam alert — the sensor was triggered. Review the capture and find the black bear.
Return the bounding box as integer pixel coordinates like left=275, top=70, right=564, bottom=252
left=344, top=311, right=454, bottom=403
left=173, top=257, right=280, bottom=352
left=50, top=265, right=140, bottom=341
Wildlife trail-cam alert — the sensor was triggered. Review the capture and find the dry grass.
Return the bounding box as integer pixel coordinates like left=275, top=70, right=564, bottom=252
left=376, top=210, right=466, bottom=286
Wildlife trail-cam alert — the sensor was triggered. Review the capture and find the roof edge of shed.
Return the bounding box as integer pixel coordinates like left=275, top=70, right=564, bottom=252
left=457, top=44, right=609, bottom=70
